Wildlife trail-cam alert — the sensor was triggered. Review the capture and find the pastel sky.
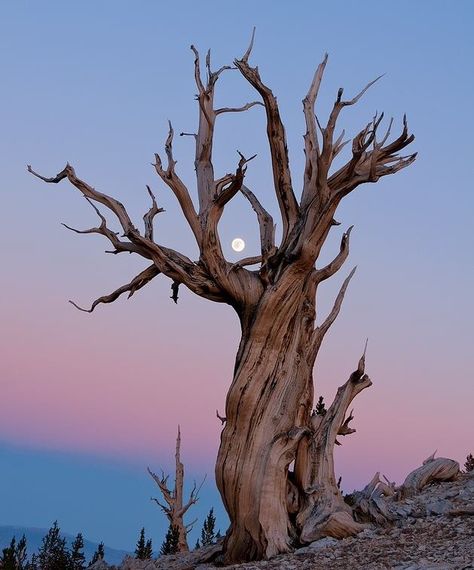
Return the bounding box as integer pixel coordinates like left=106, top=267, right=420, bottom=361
left=1, top=0, right=473, bottom=552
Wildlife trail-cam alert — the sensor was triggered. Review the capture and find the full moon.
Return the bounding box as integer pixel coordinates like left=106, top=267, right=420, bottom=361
left=231, top=238, right=245, bottom=252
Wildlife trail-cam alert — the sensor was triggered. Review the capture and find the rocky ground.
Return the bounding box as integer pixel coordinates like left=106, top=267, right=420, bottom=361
left=93, top=472, right=474, bottom=570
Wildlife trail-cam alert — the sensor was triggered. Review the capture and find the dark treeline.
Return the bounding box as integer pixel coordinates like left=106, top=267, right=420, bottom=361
left=0, top=508, right=222, bottom=569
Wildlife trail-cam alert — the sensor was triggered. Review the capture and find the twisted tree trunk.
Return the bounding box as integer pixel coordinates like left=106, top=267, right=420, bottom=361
left=217, top=271, right=316, bottom=560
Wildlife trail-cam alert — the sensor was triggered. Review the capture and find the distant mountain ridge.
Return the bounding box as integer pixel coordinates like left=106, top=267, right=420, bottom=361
left=0, top=525, right=130, bottom=565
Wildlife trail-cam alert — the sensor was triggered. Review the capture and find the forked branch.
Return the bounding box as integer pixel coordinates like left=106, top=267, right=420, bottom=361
left=312, top=267, right=357, bottom=355
left=28, top=163, right=226, bottom=304
left=61, top=196, right=144, bottom=257
left=240, top=184, right=276, bottom=259
left=328, top=113, right=416, bottom=200
left=234, top=29, right=299, bottom=243
left=314, top=225, right=353, bottom=282
left=143, top=185, right=164, bottom=241
left=154, top=123, right=202, bottom=244
left=69, top=264, right=160, bottom=313
left=302, top=53, right=328, bottom=206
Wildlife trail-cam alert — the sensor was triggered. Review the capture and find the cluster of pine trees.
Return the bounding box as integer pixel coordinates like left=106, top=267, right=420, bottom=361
left=0, top=522, right=104, bottom=569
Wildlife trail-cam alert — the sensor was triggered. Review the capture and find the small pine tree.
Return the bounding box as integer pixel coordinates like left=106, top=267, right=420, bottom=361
left=1, top=535, right=28, bottom=570
left=89, top=542, right=105, bottom=566
left=314, top=395, right=327, bottom=416
left=25, top=553, right=38, bottom=570
left=16, top=536, right=27, bottom=569
left=200, top=508, right=216, bottom=547
left=143, top=539, right=153, bottom=560
left=465, top=453, right=474, bottom=472
left=134, top=528, right=146, bottom=559
left=1, top=537, right=17, bottom=569
left=37, top=522, right=71, bottom=570
left=134, top=528, right=152, bottom=560
left=194, top=538, right=200, bottom=550
left=160, top=525, right=179, bottom=556
left=70, top=533, right=85, bottom=570
left=215, top=530, right=221, bottom=540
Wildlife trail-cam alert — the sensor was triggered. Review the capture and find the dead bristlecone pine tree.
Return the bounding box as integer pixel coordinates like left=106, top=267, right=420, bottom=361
left=28, top=29, right=416, bottom=563
left=147, top=426, right=203, bottom=552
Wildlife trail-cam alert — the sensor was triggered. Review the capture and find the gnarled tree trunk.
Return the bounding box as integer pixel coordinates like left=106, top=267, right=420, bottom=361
left=29, top=30, right=416, bottom=564
left=216, top=272, right=316, bottom=560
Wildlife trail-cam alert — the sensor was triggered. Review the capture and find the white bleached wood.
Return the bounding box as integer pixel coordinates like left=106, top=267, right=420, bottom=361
left=147, top=427, right=204, bottom=552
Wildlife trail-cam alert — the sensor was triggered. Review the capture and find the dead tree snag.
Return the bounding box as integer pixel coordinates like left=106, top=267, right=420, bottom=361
left=147, top=426, right=204, bottom=552
left=29, top=30, right=416, bottom=563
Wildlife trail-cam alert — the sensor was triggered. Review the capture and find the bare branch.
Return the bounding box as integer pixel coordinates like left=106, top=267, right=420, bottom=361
left=345, top=75, right=384, bottom=105
left=357, top=338, right=369, bottom=377
left=28, top=164, right=136, bottom=235
left=69, top=264, right=160, bottom=313
left=62, top=197, right=146, bottom=257
left=228, top=255, right=262, bottom=273
left=213, top=151, right=256, bottom=208
left=185, top=519, right=198, bottom=532
left=154, top=124, right=202, bottom=244
left=423, top=450, right=437, bottom=465
left=338, top=409, right=356, bottom=437
left=302, top=54, right=328, bottom=206
left=240, top=184, right=275, bottom=258
left=143, top=185, right=164, bottom=241
left=328, top=115, right=416, bottom=199
left=241, top=27, right=256, bottom=63
left=216, top=409, right=227, bottom=424
left=179, top=474, right=207, bottom=517
left=164, top=121, right=177, bottom=173
left=190, top=44, right=205, bottom=94
left=215, top=101, right=263, bottom=115
left=315, top=225, right=353, bottom=282
left=212, top=64, right=235, bottom=81
left=312, top=267, right=357, bottom=352
left=28, top=163, right=226, bottom=303
left=147, top=467, right=174, bottom=509
left=313, top=76, right=384, bottom=194
left=151, top=497, right=171, bottom=516
left=234, top=37, right=299, bottom=243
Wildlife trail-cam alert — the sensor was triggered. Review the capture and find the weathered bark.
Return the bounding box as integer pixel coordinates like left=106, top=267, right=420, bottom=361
left=29, top=31, right=416, bottom=564
left=352, top=472, right=395, bottom=524
left=398, top=453, right=460, bottom=499
left=147, top=427, right=203, bottom=552
left=348, top=454, right=461, bottom=524
left=216, top=270, right=317, bottom=561
left=294, top=347, right=371, bottom=543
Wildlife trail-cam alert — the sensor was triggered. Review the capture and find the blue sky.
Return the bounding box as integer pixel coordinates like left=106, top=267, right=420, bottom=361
left=1, top=0, right=473, bottom=552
